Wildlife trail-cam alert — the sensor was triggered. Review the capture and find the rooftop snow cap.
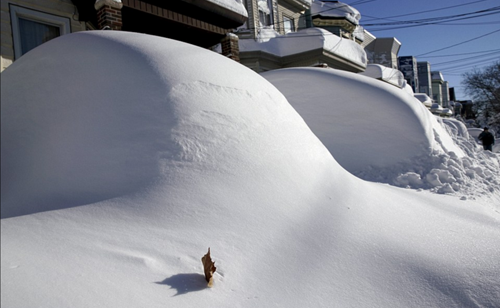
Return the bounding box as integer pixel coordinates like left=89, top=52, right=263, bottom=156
left=311, top=0, right=361, bottom=24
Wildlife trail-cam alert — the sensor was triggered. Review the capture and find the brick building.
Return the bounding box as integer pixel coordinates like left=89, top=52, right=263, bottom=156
left=1, top=0, right=248, bottom=71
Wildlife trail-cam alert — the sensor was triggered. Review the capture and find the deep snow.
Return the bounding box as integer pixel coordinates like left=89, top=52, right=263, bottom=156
left=1, top=31, right=499, bottom=308
left=263, top=67, right=500, bottom=201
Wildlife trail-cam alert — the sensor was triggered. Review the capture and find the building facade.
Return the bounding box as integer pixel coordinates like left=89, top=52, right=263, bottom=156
left=417, top=61, right=432, bottom=98
left=1, top=0, right=248, bottom=71
left=237, top=0, right=367, bottom=73
left=398, top=56, right=418, bottom=92
left=364, top=35, right=401, bottom=69
left=1, top=0, right=88, bottom=71
left=431, top=71, right=445, bottom=106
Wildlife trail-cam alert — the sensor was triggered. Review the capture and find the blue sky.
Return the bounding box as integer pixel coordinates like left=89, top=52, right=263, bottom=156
left=350, top=0, right=500, bottom=100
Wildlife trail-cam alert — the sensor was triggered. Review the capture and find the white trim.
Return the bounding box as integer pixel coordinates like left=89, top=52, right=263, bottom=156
left=10, top=5, right=71, bottom=59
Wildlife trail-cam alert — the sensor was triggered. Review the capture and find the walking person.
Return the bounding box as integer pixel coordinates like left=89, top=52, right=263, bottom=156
left=478, top=127, right=495, bottom=151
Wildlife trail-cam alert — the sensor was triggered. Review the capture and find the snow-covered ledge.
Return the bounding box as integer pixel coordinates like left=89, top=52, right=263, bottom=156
left=239, top=27, right=367, bottom=71
left=95, top=0, right=123, bottom=10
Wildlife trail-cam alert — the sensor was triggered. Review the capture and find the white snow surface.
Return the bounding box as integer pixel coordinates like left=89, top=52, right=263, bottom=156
left=359, top=64, right=405, bottom=88
left=262, top=67, right=500, bottom=199
left=239, top=27, right=367, bottom=67
left=1, top=31, right=500, bottom=308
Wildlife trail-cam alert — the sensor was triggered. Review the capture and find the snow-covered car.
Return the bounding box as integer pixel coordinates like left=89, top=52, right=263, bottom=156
left=440, top=108, right=453, bottom=117
left=430, top=103, right=443, bottom=115
left=414, top=93, right=432, bottom=108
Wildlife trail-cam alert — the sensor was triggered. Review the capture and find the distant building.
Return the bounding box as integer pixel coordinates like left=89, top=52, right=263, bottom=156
left=417, top=62, right=432, bottom=98
left=363, top=34, right=401, bottom=69
left=311, top=0, right=363, bottom=43
left=398, top=56, right=419, bottom=92
left=237, top=0, right=367, bottom=73
left=431, top=71, right=445, bottom=106
left=457, top=100, right=475, bottom=120
left=442, top=81, right=450, bottom=108
left=449, top=87, right=456, bottom=101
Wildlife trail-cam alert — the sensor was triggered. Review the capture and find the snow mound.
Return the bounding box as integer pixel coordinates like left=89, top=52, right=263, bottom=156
left=1, top=31, right=342, bottom=218
left=262, top=67, right=500, bottom=199
left=1, top=32, right=499, bottom=308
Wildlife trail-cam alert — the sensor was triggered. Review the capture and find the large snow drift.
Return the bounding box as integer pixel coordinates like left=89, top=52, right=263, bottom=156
left=1, top=32, right=500, bottom=308
left=263, top=67, right=500, bottom=198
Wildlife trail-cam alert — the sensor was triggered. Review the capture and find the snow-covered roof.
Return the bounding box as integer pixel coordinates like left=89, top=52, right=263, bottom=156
left=95, top=0, right=122, bottom=9
left=239, top=27, right=367, bottom=67
left=358, top=64, right=405, bottom=88
left=208, top=0, right=248, bottom=17
left=311, top=0, right=361, bottom=24
left=431, top=71, right=444, bottom=81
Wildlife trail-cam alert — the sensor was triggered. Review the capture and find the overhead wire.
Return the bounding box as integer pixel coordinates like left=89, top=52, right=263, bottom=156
left=239, top=0, right=498, bottom=91
left=363, top=7, right=500, bottom=31
left=423, top=48, right=500, bottom=58
left=361, top=0, right=491, bottom=22
left=363, top=6, right=500, bottom=26
left=416, top=28, right=500, bottom=56
left=431, top=51, right=500, bottom=67
left=439, top=57, right=500, bottom=72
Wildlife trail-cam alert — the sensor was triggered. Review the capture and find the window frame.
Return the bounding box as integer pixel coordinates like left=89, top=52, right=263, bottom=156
left=258, top=0, right=274, bottom=27
left=10, top=4, right=71, bottom=59
left=283, top=16, right=295, bottom=34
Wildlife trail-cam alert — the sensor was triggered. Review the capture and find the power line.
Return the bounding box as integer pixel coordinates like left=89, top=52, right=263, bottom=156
left=431, top=51, right=500, bottom=67
left=429, top=20, right=500, bottom=26
left=362, top=6, right=500, bottom=29
left=439, top=57, right=500, bottom=72
left=416, top=28, right=500, bottom=56
left=361, top=0, right=490, bottom=22
left=368, top=11, right=500, bottom=31
left=423, top=48, right=500, bottom=58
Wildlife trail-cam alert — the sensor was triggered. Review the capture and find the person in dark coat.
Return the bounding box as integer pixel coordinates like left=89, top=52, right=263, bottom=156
left=478, top=127, right=495, bottom=151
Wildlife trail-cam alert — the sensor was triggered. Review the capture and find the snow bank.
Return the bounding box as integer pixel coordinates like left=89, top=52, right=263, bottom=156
left=2, top=32, right=500, bottom=308
left=263, top=67, right=500, bottom=198
left=1, top=31, right=337, bottom=219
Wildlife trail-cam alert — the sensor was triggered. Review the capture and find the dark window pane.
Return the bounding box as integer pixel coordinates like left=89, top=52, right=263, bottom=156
left=19, top=18, right=60, bottom=55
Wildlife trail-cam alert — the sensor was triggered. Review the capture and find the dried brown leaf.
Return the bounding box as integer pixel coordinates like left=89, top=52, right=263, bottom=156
left=201, top=247, right=216, bottom=287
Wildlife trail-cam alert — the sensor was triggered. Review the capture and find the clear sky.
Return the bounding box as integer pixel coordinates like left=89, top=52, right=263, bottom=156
left=349, top=0, right=500, bottom=101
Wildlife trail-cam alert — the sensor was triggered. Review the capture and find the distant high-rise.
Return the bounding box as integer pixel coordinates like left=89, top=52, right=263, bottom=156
left=417, top=62, right=432, bottom=98
left=449, top=87, right=456, bottom=101
left=398, top=56, right=418, bottom=92
left=431, top=71, right=445, bottom=106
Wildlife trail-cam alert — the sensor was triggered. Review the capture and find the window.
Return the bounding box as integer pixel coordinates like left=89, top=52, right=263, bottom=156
left=283, top=16, right=294, bottom=34
left=258, top=0, right=273, bottom=27
left=10, top=5, right=70, bottom=59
